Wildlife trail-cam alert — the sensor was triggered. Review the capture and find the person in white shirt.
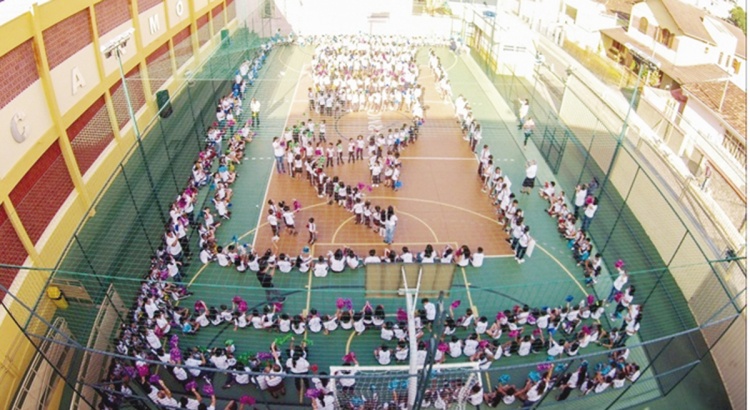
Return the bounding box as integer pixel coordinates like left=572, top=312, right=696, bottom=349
left=277, top=254, right=293, bottom=273
left=573, top=184, right=588, bottom=218
left=250, top=98, right=261, bottom=127
left=363, top=249, right=382, bottom=265
left=467, top=384, right=484, bottom=408
left=184, top=351, right=206, bottom=378
left=308, top=310, right=323, bottom=333
left=470, top=247, right=485, bottom=267
left=313, top=390, right=336, bottom=410
left=399, top=247, right=414, bottom=263
left=313, top=256, right=329, bottom=278
left=374, top=345, right=392, bottom=365
left=520, top=160, right=538, bottom=195
left=272, top=137, right=286, bottom=174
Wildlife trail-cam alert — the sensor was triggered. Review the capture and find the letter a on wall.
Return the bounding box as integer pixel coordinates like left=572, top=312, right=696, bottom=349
left=71, top=67, right=87, bottom=95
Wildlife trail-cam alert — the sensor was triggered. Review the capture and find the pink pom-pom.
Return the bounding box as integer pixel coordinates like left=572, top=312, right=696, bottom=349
left=185, top=380, right=197, bottom=391
left=233, top=296, right=244, bottom=304
left=532, top=328, right=542, bottom=336
left=342, top=352, right=357, bottom=363
left=137, top=365, right=149, bottom=378
left=194, top=300, right=204, bottom=312
left=615, top=259, right=625, bottom=269
left=587, top=294, right=595, bottom=305
left=336, top=298, right=345, bottom=309
left=537, top=363, right=552, bottom=372
left=203, top=383, right=215, bottom=396
left=508, top=330, right=520, bottom=339
left=450, top=300, right=461, bottom=309
left=396, top=308, right=408, bottom=323
left=238, top=301, right=248, bottom=312
left=273, top=302, right=284, bottom=311
left=496, top=311, right=506, bottom=321
left=240, top=396, right=256, bottom=405
left=478, top=340, right=490, bottom=349
left=437, top=343, right=449, bottom=352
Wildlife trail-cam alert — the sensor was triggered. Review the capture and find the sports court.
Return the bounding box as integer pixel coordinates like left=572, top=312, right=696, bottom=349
left=159, top=42, right=659, bottom=408
left=6, top=14, right=737, bottom=410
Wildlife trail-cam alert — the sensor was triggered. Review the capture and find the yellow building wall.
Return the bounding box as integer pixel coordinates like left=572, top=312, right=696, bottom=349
left=0, top=0, right=237, bottom=408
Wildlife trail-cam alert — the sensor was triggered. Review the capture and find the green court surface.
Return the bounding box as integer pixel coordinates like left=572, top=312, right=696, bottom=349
left=50, top=36, right=729, bottom=409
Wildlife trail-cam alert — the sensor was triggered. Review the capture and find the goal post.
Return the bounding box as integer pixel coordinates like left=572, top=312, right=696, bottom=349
left=328, top=362, right=482, bottom=410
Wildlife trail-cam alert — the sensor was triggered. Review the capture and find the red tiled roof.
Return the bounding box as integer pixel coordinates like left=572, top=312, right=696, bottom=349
left=716, top=18, right=747, bottom=59
left=682, top=80, right=747, bottom=139
left=658, top=0, right=713, bottom=44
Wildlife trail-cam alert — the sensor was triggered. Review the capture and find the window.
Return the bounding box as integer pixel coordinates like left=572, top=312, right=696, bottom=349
left=657, top=28, right=674, bottom=48
left=565, top=5, right=578, bottom=22
left=718, top=52, right=724, bottom=66
left=732, top=58, right=741, bottom=75
left=638, top=17, right=649, bottom=34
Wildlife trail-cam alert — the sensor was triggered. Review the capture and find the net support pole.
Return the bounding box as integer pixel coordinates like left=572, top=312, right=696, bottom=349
left=402, top=266, right=422, bottom=409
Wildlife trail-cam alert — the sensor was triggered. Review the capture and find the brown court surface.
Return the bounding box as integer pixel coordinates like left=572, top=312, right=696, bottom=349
left=253, top=59, right=513, bottom=258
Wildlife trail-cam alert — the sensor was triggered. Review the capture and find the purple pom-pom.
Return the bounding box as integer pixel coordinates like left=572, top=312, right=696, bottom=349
left=342, top=352, right=357, bottom=363
left=149, top=374, right=161, bottom=384
left=240, top=395, right=256, bottom=405
left=537, top=363, right=552, bottom=372
left=123, top=366, right=136, bottom=378
left=137, top=365, right=149, bottom=378
left=508, top=330, right=520, bottom=339
left=343, top=298, right=353, bottom=310
left=203, top=383, right=214, bottom=396
left=169, top=335, right=180, bottom=349
left=185, top=380, right=197, bottom=391
left=273, top=302, right=284, bottom=311
left=450, top=300, right=461, bottom=309
left=396, top=308, right=408, bottom=323
left=170, top=347, right=182, bottom=362
left=257, top=352, right=274, bottom=361
left=305, top=388, right=321, bottom=399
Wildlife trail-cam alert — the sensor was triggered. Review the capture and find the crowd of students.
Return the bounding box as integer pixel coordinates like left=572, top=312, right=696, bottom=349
left=96, top=36, right=646, bottom=410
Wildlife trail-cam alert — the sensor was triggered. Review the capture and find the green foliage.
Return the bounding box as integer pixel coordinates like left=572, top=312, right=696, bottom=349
left=729, top=6, right=746, bottom=34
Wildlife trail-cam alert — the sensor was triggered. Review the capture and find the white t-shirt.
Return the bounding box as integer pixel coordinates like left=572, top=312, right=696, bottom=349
left=424, top=303, right=436, bottom=321
left=518, top=341, right=532, bottom=356
left=314, top=261, right=329, bottom=277
left=330, top=257, right=345, bottom=273
left=525, top=164, right=538, bottom=179
left=468, top=390, right=483, bottom=406
left=470, top=252, right=484, bottom=267
left=377, top=349, right=392, bottom=365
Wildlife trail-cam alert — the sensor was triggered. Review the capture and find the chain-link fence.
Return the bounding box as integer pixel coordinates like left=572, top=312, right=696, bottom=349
left=1, top=18, right=746, bottom=410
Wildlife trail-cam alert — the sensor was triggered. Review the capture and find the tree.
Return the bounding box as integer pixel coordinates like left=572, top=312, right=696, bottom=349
left=729, top=6, right=746, bottom=35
